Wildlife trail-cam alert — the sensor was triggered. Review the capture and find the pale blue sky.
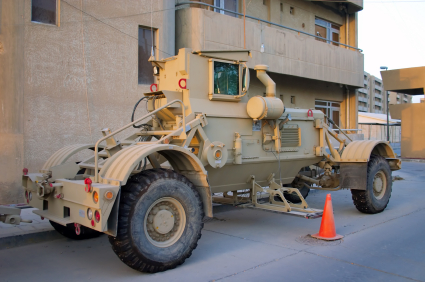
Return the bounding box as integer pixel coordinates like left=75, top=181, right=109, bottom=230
left=358, top=0, right=425, bottom=102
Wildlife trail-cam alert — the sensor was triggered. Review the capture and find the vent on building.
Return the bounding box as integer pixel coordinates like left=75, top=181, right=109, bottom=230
left=280, top=125, right=300, bottom=147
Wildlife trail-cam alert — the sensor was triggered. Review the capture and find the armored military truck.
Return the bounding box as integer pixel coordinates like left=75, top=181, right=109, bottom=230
left=19, top=48, right=401, bottom=272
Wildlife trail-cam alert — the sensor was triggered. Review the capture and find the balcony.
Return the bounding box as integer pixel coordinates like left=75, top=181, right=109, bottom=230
left=358, top=105, right=368, bottom=112
left=374, top=101, right=383, bottom=107
left=176, top=7, right=364, bottom=88
left=374, top=93, right=383, bottom=100
left=358, top=96, right=368, bottom=103
left=358, top=88, right=367, bottom=94
left=374, top=84, right=383, bottom=91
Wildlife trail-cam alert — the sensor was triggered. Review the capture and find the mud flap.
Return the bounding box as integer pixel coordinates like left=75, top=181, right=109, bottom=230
left=340, top=163, right=367, bottom=190
left=105, top=190, right=121, bottom=237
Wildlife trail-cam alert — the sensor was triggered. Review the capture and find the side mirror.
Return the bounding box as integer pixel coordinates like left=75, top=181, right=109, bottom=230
left=242, top=63, right=250, bottom=93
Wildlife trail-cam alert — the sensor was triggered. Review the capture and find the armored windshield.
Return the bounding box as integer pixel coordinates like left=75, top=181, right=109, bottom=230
left=213, top=61, right=239, bottom=95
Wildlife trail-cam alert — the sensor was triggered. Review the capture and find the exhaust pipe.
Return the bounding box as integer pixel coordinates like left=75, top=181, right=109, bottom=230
left=246, top=65, right=283, bottom=120
left=255, top=65, right=276, bottom=97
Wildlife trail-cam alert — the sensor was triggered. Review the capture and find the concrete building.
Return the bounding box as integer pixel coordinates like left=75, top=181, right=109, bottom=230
left=357, top=72, right=386, bottom=114
left=389, top=92, right=412, bottom=105
left=357, top=72, right=370, bottom=112
left=357, top=71, right=412, bottom=114
left=368, top=75, right=385, bottom=114
left=0, top=0, right=364, bottom=204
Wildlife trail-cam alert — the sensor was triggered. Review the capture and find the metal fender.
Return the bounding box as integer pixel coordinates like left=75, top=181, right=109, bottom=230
left=341, top=140, right=398, bottom=163
left=339, top=140, right=401, bottom=190
left=41, top=144, right=105, bottom=172
left=99, top=144, right=212, bottom=217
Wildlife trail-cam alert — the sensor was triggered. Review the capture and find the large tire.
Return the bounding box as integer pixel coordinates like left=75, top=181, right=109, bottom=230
left=50, top=221, right=102, bottom=240
left=109, top=169, right=204, bottom=273
left=351, top=155, right=392, bottom=214
left=283, top=185, right=310, bottom=203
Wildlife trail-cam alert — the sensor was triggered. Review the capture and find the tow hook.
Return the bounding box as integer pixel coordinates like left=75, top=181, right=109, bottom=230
left=74, top=223, right=81, bottom=235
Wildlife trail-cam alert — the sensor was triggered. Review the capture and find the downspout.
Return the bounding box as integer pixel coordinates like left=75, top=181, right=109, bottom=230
left=345, top=85, right=350, bottom=130
left=345, top=7, right=349, bottom=49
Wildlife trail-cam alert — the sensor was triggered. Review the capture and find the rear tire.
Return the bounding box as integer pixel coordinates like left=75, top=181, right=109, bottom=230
left=351, top=155, right=392, bottom=214
left=278, top=177, right=310, bottom=203
left=50, top=221, right=102, bottom=240
left=109, top=169, right=204, bottom=273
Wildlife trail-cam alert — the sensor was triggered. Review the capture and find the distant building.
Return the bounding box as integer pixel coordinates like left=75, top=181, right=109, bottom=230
left=357, top=71, right=412, bottom=114
left=357, top=72, right=385, bottom=114
left=358, top=72, right=370, bottom=112
left=421, top=98, right=425, bottom=103
left=389, top=92, right=412, bottom=105
left=369, top=75, right=385, bottom=114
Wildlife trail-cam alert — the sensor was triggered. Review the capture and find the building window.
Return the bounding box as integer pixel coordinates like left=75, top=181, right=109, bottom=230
left=138, top=27, right=155, bottom=85
left=315, top=100, right=340, bottom=128
left=280, top=3, right=283, bottom=12
left=31, top=0, right=58, bottom=25
left=290, top=7, right=294, bottom=15
left=315, top=18, right=340, bottom=46
left=214, top=0, right=238, bottom=17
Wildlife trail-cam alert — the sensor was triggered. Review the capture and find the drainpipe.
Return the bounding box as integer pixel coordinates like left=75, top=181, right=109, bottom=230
left=345, top=5, right=349, bottom=49
left=345, top=86, right=350, bottom=130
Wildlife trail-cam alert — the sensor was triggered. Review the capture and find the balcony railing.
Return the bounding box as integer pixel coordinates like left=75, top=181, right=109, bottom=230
left=176, top=1, right=363, bottom=52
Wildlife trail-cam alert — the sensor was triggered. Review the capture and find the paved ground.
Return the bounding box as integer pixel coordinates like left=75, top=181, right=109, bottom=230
left=1, top=162, right=424, bottom=281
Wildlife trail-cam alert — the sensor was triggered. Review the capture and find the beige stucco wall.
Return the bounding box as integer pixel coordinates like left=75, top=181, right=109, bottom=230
left=400, top=103, right=425, bottom=159
left=0, top=0, right=175, bottom=204
left=0, top=1, right=25, bottom=204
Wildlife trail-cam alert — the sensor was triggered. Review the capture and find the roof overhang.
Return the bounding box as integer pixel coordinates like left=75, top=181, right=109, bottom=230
left=381, top=67, right=425, bottom=95
left=307, top=0, right=363, bottom=13
left=193, top=50, right=252, bottom=62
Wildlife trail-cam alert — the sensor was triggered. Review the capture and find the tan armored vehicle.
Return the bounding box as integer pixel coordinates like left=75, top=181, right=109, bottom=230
left=18, top=48, right=401, bottom=272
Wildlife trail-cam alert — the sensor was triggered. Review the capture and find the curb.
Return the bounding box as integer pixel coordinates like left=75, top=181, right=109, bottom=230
left=401, top=158, right=425, bottom=163
left=0, top=230, right=63, bottom=250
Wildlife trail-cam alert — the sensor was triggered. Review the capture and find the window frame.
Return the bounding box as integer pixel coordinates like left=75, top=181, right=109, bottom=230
left=31, top=0, right=60, bottom=27
left=138, top=26, right=157, bottom=85
left=315, top=100, right=340, bottom=128
left=213, top=0, right=238, bottom=17
left=208, top=59, right=243, bottom=102
left=315, top=18, right=340, bottom=46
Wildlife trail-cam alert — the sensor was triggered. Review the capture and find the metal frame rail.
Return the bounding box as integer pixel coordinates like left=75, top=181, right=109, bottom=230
left=94, top=99, right=186, bottom=182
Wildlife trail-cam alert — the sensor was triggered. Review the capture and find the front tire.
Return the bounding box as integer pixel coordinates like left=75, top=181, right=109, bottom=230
left=109, top=169, right=204, bottom=273
left=351, top=155, right=392, bottom=214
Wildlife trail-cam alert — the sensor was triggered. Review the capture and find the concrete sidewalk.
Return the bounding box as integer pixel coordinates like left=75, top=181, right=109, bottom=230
left=0, top=208, right=61, bottom=249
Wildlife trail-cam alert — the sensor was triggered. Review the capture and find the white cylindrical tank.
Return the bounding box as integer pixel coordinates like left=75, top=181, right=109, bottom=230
left=247, top=96, right=284, bottom=120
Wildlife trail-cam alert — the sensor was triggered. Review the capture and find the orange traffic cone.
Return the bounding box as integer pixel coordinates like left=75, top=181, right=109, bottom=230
left=311, top=194, right=343, bottom=241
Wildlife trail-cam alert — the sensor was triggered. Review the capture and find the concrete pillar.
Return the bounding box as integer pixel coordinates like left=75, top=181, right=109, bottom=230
left=0, top=0, right=25, bottom=204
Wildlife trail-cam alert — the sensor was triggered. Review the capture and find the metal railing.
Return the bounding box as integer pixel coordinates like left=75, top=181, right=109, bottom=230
left=94, top=99, right=186, bottom=182
left=175, top=1, right=363, bottom=52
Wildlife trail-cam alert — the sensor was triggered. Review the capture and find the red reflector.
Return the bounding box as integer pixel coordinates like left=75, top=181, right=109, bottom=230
left=95, top=210, right=100, bottom=222
left=23, top=168, right=28, bottom=175
left=84, top=178, right=92, bottom=193
left=91, top=220, right=95, bottom=227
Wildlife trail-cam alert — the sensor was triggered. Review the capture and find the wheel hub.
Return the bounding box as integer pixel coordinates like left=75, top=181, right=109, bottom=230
left=153, top=209, right=175, bottom=234
left=373, top=170, right=387, bottom=200
left=144, top=197, right=185, bottom=247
